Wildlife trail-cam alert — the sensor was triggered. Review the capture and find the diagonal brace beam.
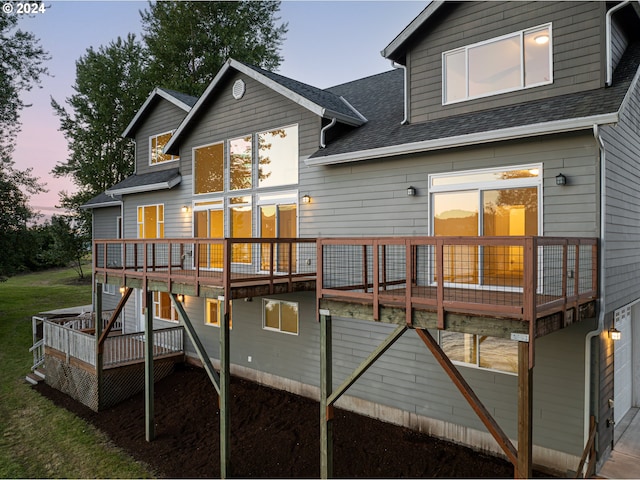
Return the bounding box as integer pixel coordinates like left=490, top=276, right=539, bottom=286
left=415, top=328, right=518, bottom=467
left=327, top=325, right=407, bottom=406
left=170, top=294, right=221, bottom=394
left=98, top=286, right=132, bottom=352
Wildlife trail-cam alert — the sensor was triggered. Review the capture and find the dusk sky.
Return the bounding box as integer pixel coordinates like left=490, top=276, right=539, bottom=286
left=12, top=1, right=427, bottom=216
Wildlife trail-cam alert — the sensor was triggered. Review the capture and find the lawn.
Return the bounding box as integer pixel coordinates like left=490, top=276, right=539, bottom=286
left=0, top=266, right=154, bottom=478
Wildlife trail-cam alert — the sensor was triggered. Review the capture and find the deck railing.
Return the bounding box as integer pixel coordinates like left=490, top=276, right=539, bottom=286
left=43, top=319, right=183, bottom=369
left=317, top=236, right=598, bottom=327
left=94, top=237, right=317, bottom=292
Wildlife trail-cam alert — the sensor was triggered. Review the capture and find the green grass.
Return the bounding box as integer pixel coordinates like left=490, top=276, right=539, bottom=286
left=0, top=266, right=154, bottom=478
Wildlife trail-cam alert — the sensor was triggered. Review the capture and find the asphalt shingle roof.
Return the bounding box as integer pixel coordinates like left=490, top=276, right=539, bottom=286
left=105, top=168, right=181, bottom=194
left=158, top=88, right=198, bottom=108
left=81, top=192, right=122, bottom=209
left=312, top=40, right=640, bottom=159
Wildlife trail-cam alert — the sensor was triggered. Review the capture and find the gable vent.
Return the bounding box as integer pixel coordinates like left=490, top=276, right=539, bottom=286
left=232, top=79, right=246, bottom=100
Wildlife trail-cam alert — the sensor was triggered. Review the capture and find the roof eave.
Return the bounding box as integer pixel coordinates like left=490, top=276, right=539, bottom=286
left=80, top=200, right=122, bottom=210
left=105, top=175, right=182, bottom=196
left=305, top=113, right=619, bottom=167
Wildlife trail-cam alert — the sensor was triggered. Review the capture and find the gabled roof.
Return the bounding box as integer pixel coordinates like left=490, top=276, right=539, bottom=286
left=105, top=168, right=181, bottom=196
left=81, top=192, right=122, bottom=210
left=307, top=40, right=640, bottom=166
left=122, top=87, right=197, bottom=139
left=165, top=58, right=367, bottom=155
left=381, top=1, right=445, bottom=62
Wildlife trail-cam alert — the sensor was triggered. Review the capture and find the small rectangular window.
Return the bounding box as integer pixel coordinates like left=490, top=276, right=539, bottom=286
left=443, top=24, right=552, bottom=104
left=153, top=291, right=178, bottom=322
left=439, top=331, right=517, bottom=374
left=150, top=131, right=178, bottom=165
left=263, top=299, right=299, bottom=335
left=205, top=298, right=232, bottom=328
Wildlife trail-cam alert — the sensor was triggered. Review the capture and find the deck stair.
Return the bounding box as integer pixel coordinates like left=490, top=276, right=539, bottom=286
left=25, top=368, right=45, bottom=385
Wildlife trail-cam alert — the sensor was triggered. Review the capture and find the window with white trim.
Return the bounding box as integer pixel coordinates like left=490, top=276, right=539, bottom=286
left=205, top=298, right=232, bottom=328
left=443, top=24, right=552, bottom=104
left=137, top=204, right=164, bottom=239
left=150, top=131, right=179, bottom=165
left=153, top=291, right=178, bottom=322
left=263, top=299, right=298, bottom=335
left=439, top=331, right=518, bottom=374
left=104, top=284, right=116, bottom=295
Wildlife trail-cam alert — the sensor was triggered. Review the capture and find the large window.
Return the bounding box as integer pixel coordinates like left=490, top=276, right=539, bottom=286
left=194, top=200, right=224, bottom=269
left=230, top=196, right=252, bottom=264
left=137, top=204, right=164, bottom=239
left=439, top=331, right=518, bottom=374
left=263, top=299, right=298, bottom=335
left=150, top=131, right=178, bottom=165
left=258, top=125, right=298, bottom=188
left=194, top=142, right=224, bottom=194
left=443, top=24, right=552, bottom=104
left=259, top=192, right=297, bottom=272
left=230, top=136, right=252, bottom=190
left=430, top=165, right=540, bottom=288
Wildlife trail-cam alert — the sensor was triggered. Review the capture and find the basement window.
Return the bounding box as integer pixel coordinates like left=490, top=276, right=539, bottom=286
left=439, top=331, right=517, bottom=374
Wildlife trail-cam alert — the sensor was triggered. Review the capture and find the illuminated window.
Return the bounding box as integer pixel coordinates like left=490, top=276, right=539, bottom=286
left=153, top=292, right=178, bottom=322
left=150, top=131, right=178, bottom=165
left=205, top=298, right=232, bottom=328
left=258, top=125, right=298, bottom=188
left=443, top=24, right=552, bottom=104
left=230, top=196, right=252, bottom=264
left=229, top=136, right=252, bottom=190
left=137, top=204, right=164, bottom=239
left=194, top=200, right=224, bottom=269
left=430, top=166, right=540, bottom=288
left=439, top=331, right=517, bottom=374
left=263, top=299, right=298, bottom=335
left=194, top=142, right=224, bottom=194
left=259, top=193, right=297, bottom=272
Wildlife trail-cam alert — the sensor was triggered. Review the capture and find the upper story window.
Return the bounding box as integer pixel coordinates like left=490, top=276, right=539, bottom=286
left=258, top=125, right=298, bottom=188
left=150, top=131, right=179, bottom=165
left=230, top=136, right=252, bottom=191
left=194, top=142, right=224, bottom=194
left=443, top=24, right=552, bottom=104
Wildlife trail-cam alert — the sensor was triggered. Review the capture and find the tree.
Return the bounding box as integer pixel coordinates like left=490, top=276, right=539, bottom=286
left=51, top=34, right=149, bottom=212
left=140, top=1, right=288, bottom=96
left=0, top=5, right=49, bottom=280
left=38, top=215, right=91, bottom=279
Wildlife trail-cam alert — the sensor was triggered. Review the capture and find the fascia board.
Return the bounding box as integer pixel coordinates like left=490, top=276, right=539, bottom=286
left=305, top=113, right=619, bottom=167
left=165, top=60, right=234, bottom=155
left=80, top=200, right=122, bottom=210
left=105, top=175, right=181, bottom=196
left=122, top=88, right=191, bottom=139
left=381, top=1, right=445, bottom=60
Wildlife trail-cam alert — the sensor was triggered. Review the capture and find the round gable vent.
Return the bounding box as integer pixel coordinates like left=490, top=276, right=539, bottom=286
left=232, top=79, right=246, bottom=100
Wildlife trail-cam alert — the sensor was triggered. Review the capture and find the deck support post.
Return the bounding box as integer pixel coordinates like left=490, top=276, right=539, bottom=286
left=144, top=289, right=155, bottom=442
left=517, top=341, right=533, bottom=479
left=219, top=295, right=231, bottom=478
left=95, top=283, right=103, bottom=411
left=320, top=309, right=333, bottom=479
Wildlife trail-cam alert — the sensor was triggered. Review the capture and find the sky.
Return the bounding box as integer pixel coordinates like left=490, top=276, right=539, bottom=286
left=11, top=0, right=427, bottom=217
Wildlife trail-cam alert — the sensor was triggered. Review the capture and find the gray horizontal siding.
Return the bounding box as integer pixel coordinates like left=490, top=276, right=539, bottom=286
left=134, top=99, right=189, bottom=176
left=93, top=206, right=120, bottom=239
left=408, top=1, right=604, bottom=123
left=300, top=132, right=599, bottom=239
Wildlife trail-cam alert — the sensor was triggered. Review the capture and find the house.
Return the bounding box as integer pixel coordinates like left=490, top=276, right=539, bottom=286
left=56, top=1, right=640, bottom=477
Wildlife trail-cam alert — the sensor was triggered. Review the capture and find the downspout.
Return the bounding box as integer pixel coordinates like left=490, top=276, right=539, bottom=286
left=583, top=124, right=607, bottom=460
left=319, top=117, right=337, bottom=149
left=606, top=1, right=630, bottom=86
left=391, top=61, right=409, bottom=125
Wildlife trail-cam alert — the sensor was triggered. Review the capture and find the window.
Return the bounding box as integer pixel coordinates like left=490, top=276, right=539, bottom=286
left=194, top=200, right=224, bottom=269
left=150, top=131, right=178, bottom=165
left=104, top=284, right=116, bottom=295
left=259, top=192, right=298, bottom=272
left=439, top=331, right=517, bottom=374
left=194, top=142, right=224, bottom=194
left=263, top=299, right=298, bottom=335
left=430, top=165, right=540, bottom=288
left=153, top=291, right=178, bottom=322
left=443, top=24, right=552, bottom=104
left=205, top=298, right=232, bottom=328
left=137, top=204, right=164, bottom=239
left=230, top=196, right=252, bottom=264
left=229, top=136, right=252, bottom=190
left=258, top=125, right=298, bottom=188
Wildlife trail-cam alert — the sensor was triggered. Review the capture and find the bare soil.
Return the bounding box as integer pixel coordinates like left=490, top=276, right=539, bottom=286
left=34, top=363, right=548, bottom=478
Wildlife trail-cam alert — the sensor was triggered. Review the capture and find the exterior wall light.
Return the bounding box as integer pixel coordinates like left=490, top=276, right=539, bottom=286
left=609, top=327, right=621, bottom=341
left=555, top=173, right=567, bottom=186
left=177, top=294, right=185, bottom=303
left=181, top=205, right=189, bottom=213
left=302, top=194, right=311, bottom=204
left=119, top=286, right=126, bottom=294
left=407, top=186, right=416, bottom=196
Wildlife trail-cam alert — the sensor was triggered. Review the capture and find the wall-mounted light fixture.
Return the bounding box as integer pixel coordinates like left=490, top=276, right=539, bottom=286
left=177, top=294, right=185, bottom=303
left=119, top=286, right=126, bottom=295
left=555, top=173, right=567, bottom=186
left=181, top=205, right=190, bottom=213
left=407, top=186, right=416, bottom=196
left=609, top=327, right=621, bottom=341
left=302, top=194, right=311, bottom=204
